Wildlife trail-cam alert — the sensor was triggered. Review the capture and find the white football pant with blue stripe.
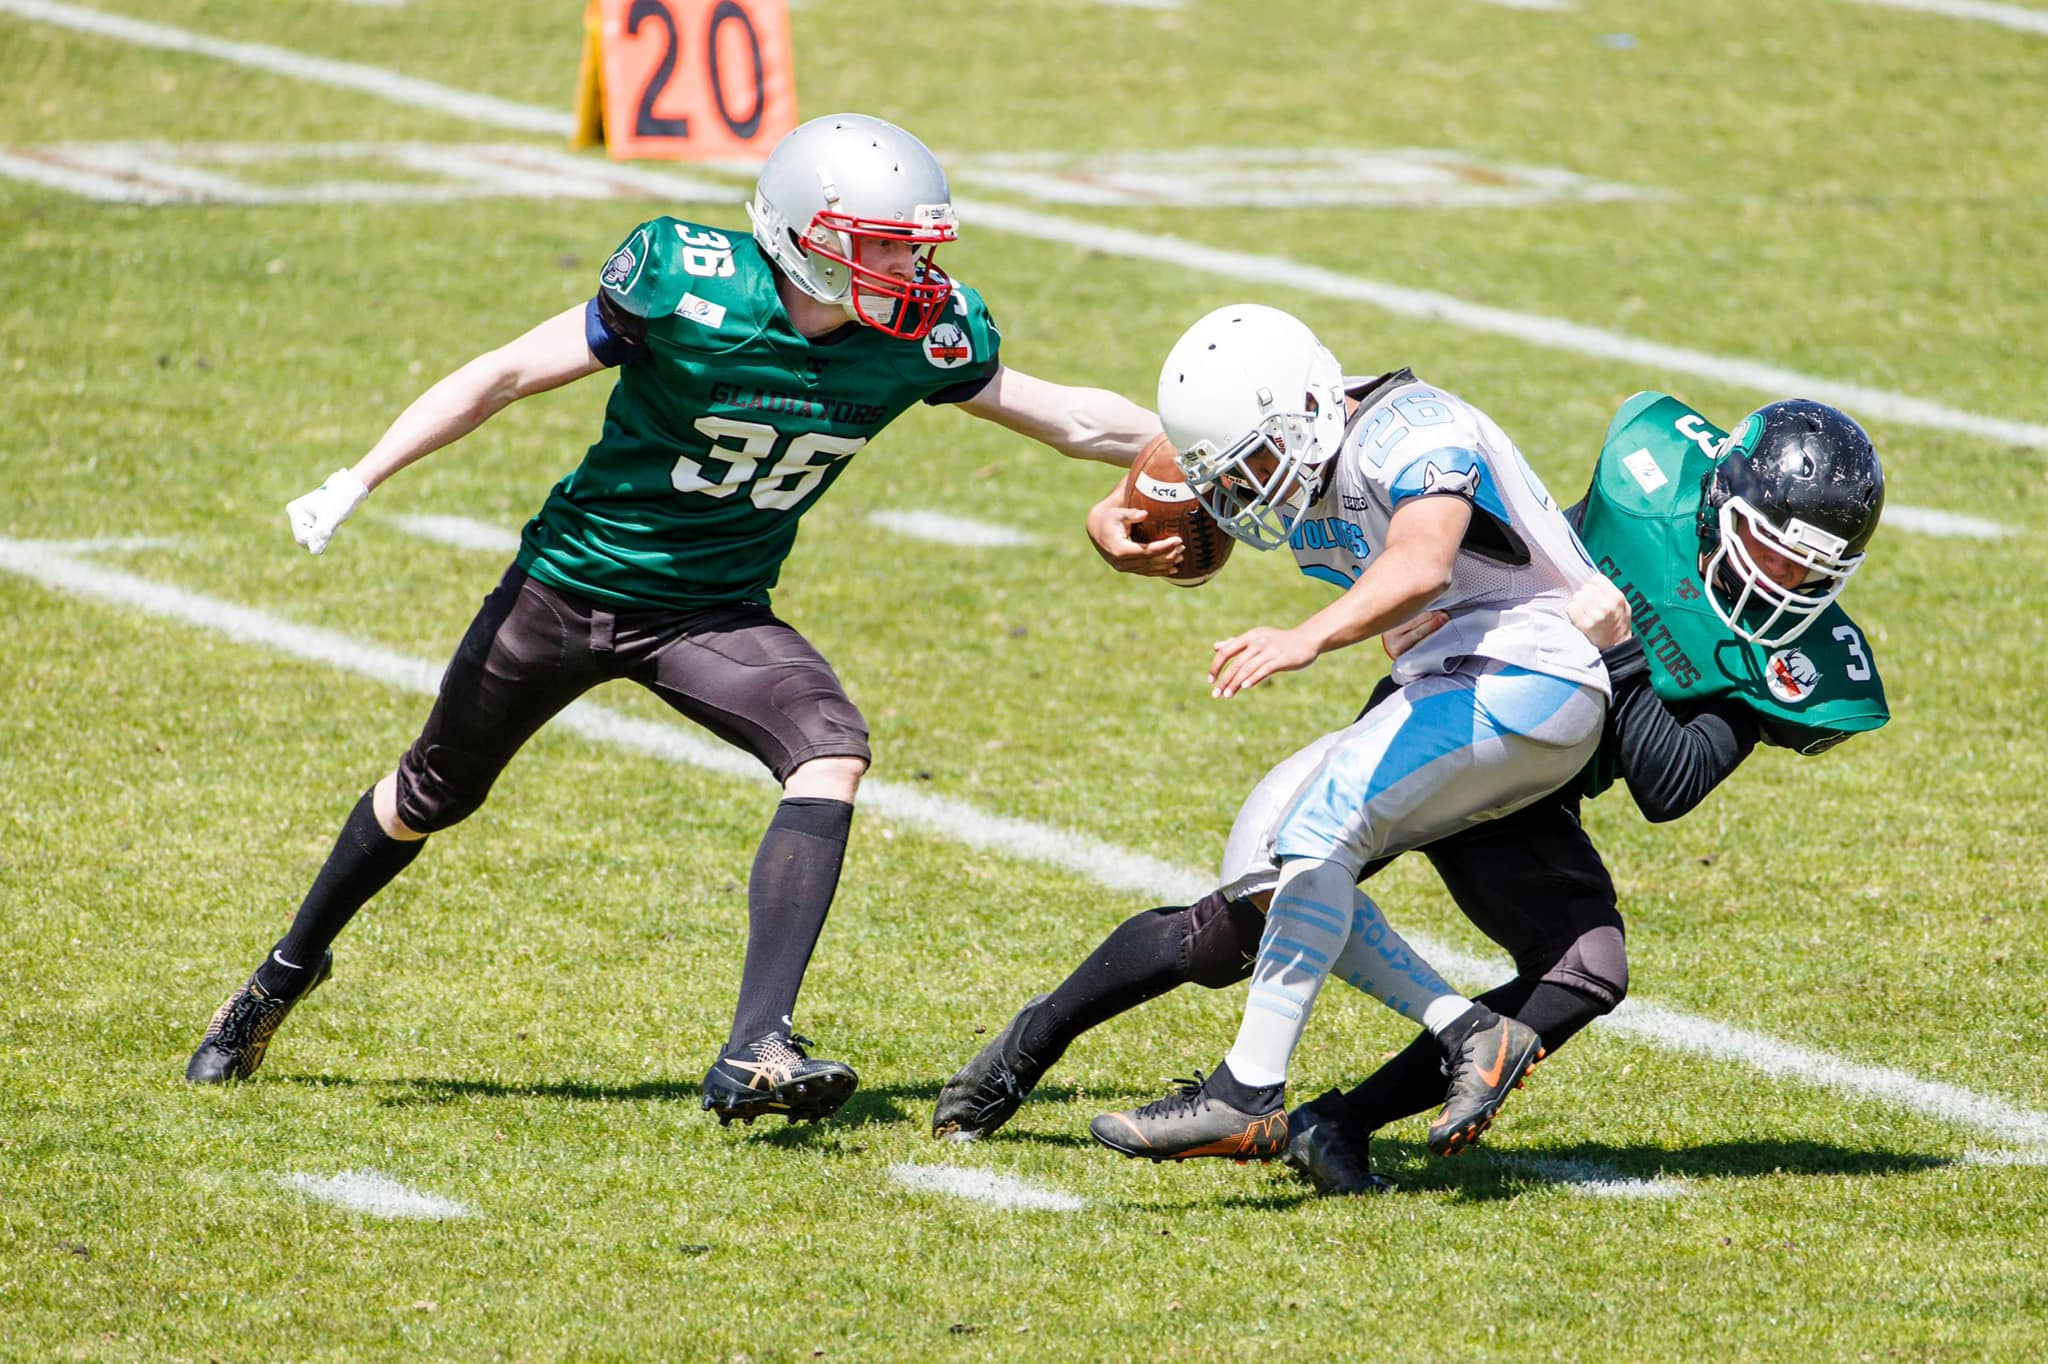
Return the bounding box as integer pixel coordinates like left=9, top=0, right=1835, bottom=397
left=1217, top=658, right=1605, bottom=1087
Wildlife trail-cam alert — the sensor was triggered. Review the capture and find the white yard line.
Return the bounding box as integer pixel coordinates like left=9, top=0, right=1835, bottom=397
left=1842, top=0, right=2048, bottom=35
left=7, top=1, right=2048, bottom=452
left=889, top=1164, right=1087, bottom=1211
left=957, top=199, right=2048, bottom=452
left=5, top=533, right=2047, bottom=1154
left=1600, top=999, right=2048, bottom=1147
left=1504, top=1156, right=1688, bottom=1198
left=1962, top=1147, right=2048, bottom=1166
left=388, top=513, right=523, bottom=554
left=0, top=0, right=571, bottom=134
left=1883, top=507, right=2015, bottom=539
left=281, top=1170, right=473, bottom=1218
left=863, top=509, right=1037, bottom=548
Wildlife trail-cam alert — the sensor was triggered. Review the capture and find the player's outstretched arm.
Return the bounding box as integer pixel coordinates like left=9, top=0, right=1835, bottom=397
left=1210, top=495, right=1469, bottom=698
left=956, top=364, right=1161, bottom=466
left=286, top=303, right=606, bottom=554
left=958, top=363, right=1180, bottom=573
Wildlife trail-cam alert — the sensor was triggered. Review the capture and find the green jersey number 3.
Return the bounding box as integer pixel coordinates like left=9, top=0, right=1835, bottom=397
left=673, top=417, right=868, bottom=510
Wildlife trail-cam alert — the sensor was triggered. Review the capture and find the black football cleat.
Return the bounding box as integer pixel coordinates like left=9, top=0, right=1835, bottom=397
left=1428, top=1013, right=1544, bottom=1157
left=932, top=994, right=1050, bottom=1141
left=1089, top=1069, right=1288, bottom=1162
left=701, top=1033, right=857, bottom=1126
left=185, top=950, right=333, bottom=1084
left=1282, top=1092, right=1394, bottom=1196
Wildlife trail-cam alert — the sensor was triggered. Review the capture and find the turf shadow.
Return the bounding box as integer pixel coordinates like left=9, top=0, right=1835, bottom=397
left=1389, top=1135, right=1952, bottom=1202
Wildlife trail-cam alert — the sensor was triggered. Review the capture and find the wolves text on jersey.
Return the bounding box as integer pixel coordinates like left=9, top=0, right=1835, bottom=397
left=1290, top=515, right=1372, bottom=559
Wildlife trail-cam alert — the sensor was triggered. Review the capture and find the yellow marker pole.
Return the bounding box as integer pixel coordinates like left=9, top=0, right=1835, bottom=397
left=570, top=0, right=607, bottom=149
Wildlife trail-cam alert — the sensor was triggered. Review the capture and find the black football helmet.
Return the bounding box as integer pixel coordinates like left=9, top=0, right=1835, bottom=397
left=1695, top=399, right=1884, bottom=647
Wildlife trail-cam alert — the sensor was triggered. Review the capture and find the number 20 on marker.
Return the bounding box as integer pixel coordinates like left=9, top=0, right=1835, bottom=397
left=598, top=0, right=798, bottom=162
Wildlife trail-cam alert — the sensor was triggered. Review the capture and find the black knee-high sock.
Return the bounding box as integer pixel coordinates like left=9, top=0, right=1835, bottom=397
left=726, top=797, right=853, bottom=1050
left=1016, top=906, right=1198, bottom=1068
left=1334, top=979, right=1610, bottom=1131
left=256, top=788, right=426, bottom=997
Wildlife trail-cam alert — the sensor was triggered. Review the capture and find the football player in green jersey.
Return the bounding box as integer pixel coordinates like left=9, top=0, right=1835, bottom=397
left=936, top=394, right=1887, bottom=1191
left=184, top=113, right=1175, bottom=1127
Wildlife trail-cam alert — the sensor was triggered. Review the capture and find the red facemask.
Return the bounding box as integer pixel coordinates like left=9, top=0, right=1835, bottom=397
left=803, top=210, right=958, bottom=340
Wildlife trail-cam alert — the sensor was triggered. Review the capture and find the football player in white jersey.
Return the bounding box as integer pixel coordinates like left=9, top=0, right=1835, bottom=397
left=1085, top=304, right=1611, bottom=1163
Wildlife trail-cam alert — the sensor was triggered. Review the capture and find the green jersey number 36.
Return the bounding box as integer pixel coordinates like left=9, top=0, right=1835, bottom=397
left=674, top=417, right=869, bottom=511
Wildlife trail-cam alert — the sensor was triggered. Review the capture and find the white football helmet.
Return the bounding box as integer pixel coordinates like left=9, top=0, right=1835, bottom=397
left=1157, top=304, right=1347, bottom=550
left=747, top=113, right=958, bottom=339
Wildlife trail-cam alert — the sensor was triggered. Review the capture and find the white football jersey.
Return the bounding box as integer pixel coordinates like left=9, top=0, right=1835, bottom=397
left=1289, top=371, right=1609, bottom=694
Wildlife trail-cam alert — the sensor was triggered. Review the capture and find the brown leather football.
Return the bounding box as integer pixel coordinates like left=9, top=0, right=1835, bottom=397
left=1120, top=435, right=1234, bottom=587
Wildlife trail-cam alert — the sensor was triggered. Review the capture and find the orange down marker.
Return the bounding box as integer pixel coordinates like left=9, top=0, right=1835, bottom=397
left=580, top=0, right=798, bottom=163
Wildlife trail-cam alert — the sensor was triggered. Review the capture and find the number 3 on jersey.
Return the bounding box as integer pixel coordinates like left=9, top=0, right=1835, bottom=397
left=674, top=417, right=867, bottom=510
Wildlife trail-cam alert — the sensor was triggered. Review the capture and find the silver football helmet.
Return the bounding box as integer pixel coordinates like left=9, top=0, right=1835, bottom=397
left=1157, top=304, right=1347, bottom=550
left=747, top=113, right=958, bottom=339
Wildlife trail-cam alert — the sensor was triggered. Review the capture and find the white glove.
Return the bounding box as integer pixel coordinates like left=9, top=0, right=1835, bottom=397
left=286, top=468, right=370, bottom=555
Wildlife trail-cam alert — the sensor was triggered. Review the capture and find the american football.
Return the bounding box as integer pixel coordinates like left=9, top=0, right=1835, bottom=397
left=1120, top=435, right=1234, bottom=587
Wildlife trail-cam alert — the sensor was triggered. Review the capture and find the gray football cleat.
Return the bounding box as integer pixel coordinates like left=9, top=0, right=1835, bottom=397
left=932, top=994, right=1050, bottom=1141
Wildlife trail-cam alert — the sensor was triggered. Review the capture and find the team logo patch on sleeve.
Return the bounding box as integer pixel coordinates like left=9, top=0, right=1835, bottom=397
left=1765, top=648, right=1822, bottom=703
left=600, top=228, right=650, bottom=294
left=922, top=321, right=973, bottom=368
left=601, top=246, right=638, bottom=288
left=1420, top=461, right=1481, bottom=498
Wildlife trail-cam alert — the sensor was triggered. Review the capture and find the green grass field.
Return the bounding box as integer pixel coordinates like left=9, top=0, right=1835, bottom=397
left=4, top=1, right=2047, bottom=1359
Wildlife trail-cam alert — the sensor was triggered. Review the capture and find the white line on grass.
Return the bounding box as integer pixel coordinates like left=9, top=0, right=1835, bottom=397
left=1842, top=0, right=2048, bottom=36
left=282, top=1170, right=473, bottom=1218
left=8, top=2, right=2048, bottom=453
left=0, top=141, right=739, bottom=206
left=1602, top=1000, right=2048, bottom=1147
left=862, top=510, right=1037, bottom=548
left=889, top=1163, right=1087, bottom=1211
left=1504, top=1156, right=1688, bottom=1198
left=956, top=199, right=2048, bottom=452
left=1962, top=1147, right=2048, bottom=1166
left=7, top=536, right=2048, bottom=1154
left=1882, top=506, right=2016, bottom=539
left=388, top=513, right=523, bottom=554
left=0, top=0, right=572, bottom=134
